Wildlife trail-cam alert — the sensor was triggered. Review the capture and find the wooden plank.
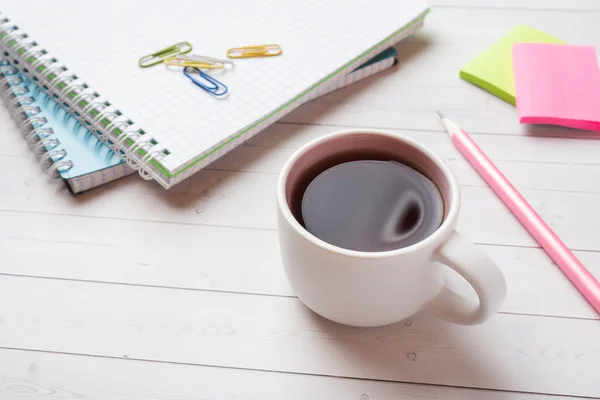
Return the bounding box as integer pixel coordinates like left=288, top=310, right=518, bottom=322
left=4, top=110, right=600, bottom=194
left=219, top=125, right=600, bottom=195
left=0, top=275, right=598, bottom=397
left=1, top=146, right=600, bottom=251
left=402, top=8, right=599, bottom=46
left=6, top=142, right=600, bottom=197
left=247, top=124, right=600, bottom=165
left=0, top=348, right=572, bottom=400
left=6, top=118, right=600, bottom=178
left=429, top=0, right=600, bottom=12
left=0, top=210, right=597, bottom=319
left=281, top=62, right=600, bottom=138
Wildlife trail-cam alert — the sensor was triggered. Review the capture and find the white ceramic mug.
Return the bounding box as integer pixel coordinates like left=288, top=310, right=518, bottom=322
left=277, top=129, right=507, bottom=327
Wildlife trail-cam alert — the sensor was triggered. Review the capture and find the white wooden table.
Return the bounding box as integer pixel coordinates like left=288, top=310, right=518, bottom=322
left=1, top=1, right=599, bottom=399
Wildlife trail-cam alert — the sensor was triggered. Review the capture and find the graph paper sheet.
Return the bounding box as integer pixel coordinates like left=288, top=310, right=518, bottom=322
left=1, top=0, right=429, bottom=186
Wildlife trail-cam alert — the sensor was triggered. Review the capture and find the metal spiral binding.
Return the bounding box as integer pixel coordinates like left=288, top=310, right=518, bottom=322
left=0, top=16, right=169, bottom=184
left=138, top=148, right=167, bottom=180
left=0, top=59, right=73, bottom=178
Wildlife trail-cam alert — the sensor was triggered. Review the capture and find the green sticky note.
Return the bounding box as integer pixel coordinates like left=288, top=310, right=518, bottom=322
left=460, top=25, right=565, bottom=105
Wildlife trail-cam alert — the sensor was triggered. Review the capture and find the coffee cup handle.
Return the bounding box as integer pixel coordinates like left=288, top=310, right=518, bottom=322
left=427, top=231, right=507, bottom=325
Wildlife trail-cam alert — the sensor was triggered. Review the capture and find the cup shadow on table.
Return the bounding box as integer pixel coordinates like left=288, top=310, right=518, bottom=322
left=66, top=38, right=433, bottom=212
left=296, top=301, right=509, bottom=393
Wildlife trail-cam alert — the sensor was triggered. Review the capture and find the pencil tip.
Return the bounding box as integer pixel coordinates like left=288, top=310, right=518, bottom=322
left=436, top=110, right=445, bottom=119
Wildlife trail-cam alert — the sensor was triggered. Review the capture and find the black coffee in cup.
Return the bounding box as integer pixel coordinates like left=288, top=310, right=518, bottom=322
left=290, top=149, right=444, bottom=252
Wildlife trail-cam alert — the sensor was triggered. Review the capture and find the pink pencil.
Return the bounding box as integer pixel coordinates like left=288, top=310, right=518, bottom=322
left=437, top=111, right=600, bottom=315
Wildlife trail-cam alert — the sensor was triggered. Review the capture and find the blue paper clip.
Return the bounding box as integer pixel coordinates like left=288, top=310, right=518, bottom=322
left=183, top=67, right=228, bottom=97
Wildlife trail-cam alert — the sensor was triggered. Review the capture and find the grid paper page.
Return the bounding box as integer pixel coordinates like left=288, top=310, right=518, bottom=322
left=1, top=0, right=428, bottom=181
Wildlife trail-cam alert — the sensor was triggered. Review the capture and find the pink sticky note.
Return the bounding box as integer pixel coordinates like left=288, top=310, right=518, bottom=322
left=513, top=43, right=600, bottom=132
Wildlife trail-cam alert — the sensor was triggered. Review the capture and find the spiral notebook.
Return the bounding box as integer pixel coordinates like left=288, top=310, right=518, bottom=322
left=0, top=0, right=429, bottom=189
left=0, top=60, right=132, bottom=193
left=0, top=49, right=399, bottom=193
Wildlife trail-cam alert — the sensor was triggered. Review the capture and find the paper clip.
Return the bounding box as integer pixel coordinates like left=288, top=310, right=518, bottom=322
left=185, top=55, right=234, bottom=68
left=183, top=67, right=228, bottom=97
left=138, top=42, right=193, bottom=68
left=226, top=44, right=282, bottom=59
left=165, top=54, right=234, bottom=69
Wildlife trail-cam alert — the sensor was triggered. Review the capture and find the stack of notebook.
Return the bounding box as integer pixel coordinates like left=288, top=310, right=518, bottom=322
left=0, top=49, right=399, bottom=192
left=0, top=0, right=430, bottom=193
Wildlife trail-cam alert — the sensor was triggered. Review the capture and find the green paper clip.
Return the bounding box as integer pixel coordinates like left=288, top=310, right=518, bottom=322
left=138, top=42, right=193, bottom=68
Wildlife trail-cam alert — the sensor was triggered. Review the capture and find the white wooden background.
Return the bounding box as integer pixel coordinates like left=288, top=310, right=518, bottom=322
left=1, top=1, right=600, bottom=399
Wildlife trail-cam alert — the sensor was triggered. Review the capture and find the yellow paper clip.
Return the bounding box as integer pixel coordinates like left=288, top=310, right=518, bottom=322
left=164, top=54, right=234, bottom=69
left=138, top=42, right=193, bottom=68
left=226, top=44, right=282, bottom=59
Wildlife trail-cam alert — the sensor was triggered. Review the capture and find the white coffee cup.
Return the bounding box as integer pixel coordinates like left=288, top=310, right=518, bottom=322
left=277, top=129, right=507, bottom=327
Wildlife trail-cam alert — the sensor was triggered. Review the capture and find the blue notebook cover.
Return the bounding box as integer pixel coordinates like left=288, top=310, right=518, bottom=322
left=1, top=59, right=131, bottom=193
left=24, top=79, right=132, bottom=193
